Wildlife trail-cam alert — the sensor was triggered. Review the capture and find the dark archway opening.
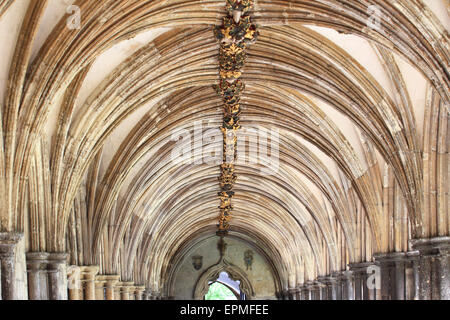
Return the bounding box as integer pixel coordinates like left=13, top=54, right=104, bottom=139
left=204, top=272, right=246, bottom=300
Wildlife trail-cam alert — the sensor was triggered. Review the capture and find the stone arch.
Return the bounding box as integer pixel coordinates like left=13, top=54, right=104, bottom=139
left=194, top=261, right=255, bottom=300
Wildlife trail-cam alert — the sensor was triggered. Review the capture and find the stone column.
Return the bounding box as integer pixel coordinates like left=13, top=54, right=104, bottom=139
left=135, top=286, right=145, bottom=300
left=313, top=282, right=322, bottom=300
left=104, top=275, right=120, bottom=300
left=287, top=288, right=297, bottom=300
left=67, top=266, right=81, bottom=300
left=80, top=266, right=99, bottom=300
left=341, top=271, right=354, bottom=300
left=349, top=262, right=376, bottom=300
left=306, top=281, right=320, bottom=300
left=374, top=252, right=413, bottom=300
left=47, top=253, right=68, bottom=300
left=324, top=275, right=341, bottom=300
left=0, top=233, right=25, bottom=300
left=295, top=288, right=302, bottom=300
left=304, top=283, right=313, bottom=300
left=143, top=289, right=152, bottom=300
left=154, top=292, right=162, bottom=300
left=411, top=237, right=450, bottom=300
left=299, top=285, right=309, bottom=300
left=120, top=282, right=134, bottom=300
left=95, top=276, right=106, bottom=300
left=349, top=264, right=363, bottom=300
left=114, top=284, right=121, bottom=300
left=26, top=252, right=49, bottom=300
left=317, top=277, right=329, bottom=300
left=406, top=251, right=419, bottom=300
left=278, top=290, right=289, bottom=300
left=129, top=286, right=136, bottom=300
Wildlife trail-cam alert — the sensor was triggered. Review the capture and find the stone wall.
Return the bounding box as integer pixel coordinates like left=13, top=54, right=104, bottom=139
left=172, top=237, right=276, bottom=300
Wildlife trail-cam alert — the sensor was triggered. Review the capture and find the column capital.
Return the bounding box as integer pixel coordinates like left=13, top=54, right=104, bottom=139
left=25, top=252, right=49, bottom=260
left=349, top=262, right=376, bottom=273
left=298, top=284, right=309, bottom=291
left=66, top=265, right=81, bottom=276
left=47, top=253, right=68, bottom=263
left=411, top=237, right=450, bottom=256
left=373, top=252, right=408, bottom=263
left=103, top=275, right=120, bottom=287
left=316, top=276, right=331, bottom=286
left=143, top=289, right=151, bottom=297
left=80, top=266, right=100, bottom=280
left=288, top=287, right=299, bottom=295
left=135, top=286, right=146, bottom=293
left=340, top=270, right=354, bottom=278
left=118, top=281, right=134, bottom=292
left=406, top=250, right=420, bottom=260
left=47, top=253, right=68, bottom=272
left=305, top=280, right=322, bottom=289
left=324, top=275, right=340, bottom=284
left=26, top=252, right=50, bottom=271
left=0, top=233, right=23, bottom=258
left=330, top=272, right=345, bottom=282
left=0, top=232, right=23, bottom=244
left=95, top=275, right=109, bottom=286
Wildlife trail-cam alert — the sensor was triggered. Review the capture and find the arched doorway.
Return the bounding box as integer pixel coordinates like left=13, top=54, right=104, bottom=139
left=194, top=263, right=255, bottom=300
left=204, top=272, right=245, bottom=300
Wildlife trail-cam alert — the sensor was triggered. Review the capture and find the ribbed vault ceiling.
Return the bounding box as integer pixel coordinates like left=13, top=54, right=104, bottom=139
left=0, top=0, right=448, bottom=294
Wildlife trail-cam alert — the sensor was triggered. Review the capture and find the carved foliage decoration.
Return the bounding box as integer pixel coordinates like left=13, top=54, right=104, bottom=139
left=214, top=0, right=258, bottom=237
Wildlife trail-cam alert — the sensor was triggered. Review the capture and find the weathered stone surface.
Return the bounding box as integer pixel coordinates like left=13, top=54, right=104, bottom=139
left=412, top=237, right=450, bottom=300
left=0, top=0, right=448, bottom=301
left=0, top=233, right=27, bottom=300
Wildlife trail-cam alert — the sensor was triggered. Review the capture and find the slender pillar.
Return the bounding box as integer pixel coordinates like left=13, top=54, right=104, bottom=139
left=279, top=290, right=289, bottom=300
left=144, top=289, right=152, bottom=300
left=129, top=286, right=136, bottom=300
left=95, top=276, right=106, bottom=300
left=114, top=284, right=121, bottom=300
left=374, top=252, right=415, bottom=300
left=299, top=285, right=309, bottom=300
left=313, top=282, right=322, bottom=300
left=80, top=266, right=99, bottom=300
left=332, top=273, right=343, bottom=300
left=26, top=252, right=49, bottom=300
left=348, top=265, right=362, bottom=300
left=324, top=275, right=341, bottom=300
left=304, top=282, right=314, bottom=300
left=47, top=253, right=68, bottom=300
left=341, top=271, right=354, bottom=300
left=317, top=277, right=329, bottom=300
left=0, top=233, right=25, bottom=300
left=154, top=292, right=162, bottom=300
left=408, top=251, right=420, bottom=300
left=306, top=281, right=320, bottom=300
left=135, top=286, right=145, bottom=300
left=104, top=275, right=120, bottom=300
left=120, top=282, right=134, bottom=300
left=412, top=237, right=450, bottom=300
left=294, top=288, right=302, bottom=301
left=67, top=266, right=81, bottom=300
left=287, top=288, right=296, bottom=300
left=349, top=262, right=376, bottom=300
